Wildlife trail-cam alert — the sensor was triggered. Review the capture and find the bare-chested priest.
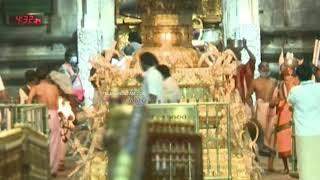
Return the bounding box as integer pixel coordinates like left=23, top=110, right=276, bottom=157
left=247, top=62, right=278, bottom=171
left=27, top=67, right=60, bottom=177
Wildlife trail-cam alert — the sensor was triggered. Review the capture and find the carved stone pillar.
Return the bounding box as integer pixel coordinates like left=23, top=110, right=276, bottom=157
left=77, top=0, right=115, bottom=106
left=223, top=0, right=261, bottom=76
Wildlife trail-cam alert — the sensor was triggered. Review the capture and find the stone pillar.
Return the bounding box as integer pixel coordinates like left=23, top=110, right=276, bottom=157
left=223, top=0, right=261, bottom=76
left=77, top=0, right=115, bottom=106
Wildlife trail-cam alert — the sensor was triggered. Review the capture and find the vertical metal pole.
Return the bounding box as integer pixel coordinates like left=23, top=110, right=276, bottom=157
left=205, top=103, right=210, bottom=176
left=169, top=142, right=172, bottom=180
left=216, top=105, right=220, bottom=175
left=43, top=107, right=48, bottom=134
left=20, top=107, right=25, bottom=126
left=227, top=104, right=232, bottom=179
left=188, top=142, right=192, bottom=180
left=6, top=106, right=12, bottom=130
left=195, top=105, right=199, bottom=132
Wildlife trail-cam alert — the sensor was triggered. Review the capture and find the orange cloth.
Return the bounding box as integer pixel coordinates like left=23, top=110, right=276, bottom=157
left=276, top=82, right=294, bottom=158
left=276, top=101, right=292, bottom=157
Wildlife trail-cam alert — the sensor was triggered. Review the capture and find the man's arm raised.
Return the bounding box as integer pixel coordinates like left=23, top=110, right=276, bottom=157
left=243, top=39, right=256, bottom=72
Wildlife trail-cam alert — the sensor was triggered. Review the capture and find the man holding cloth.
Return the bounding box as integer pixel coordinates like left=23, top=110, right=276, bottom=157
left=28, top=67, right=61, bottom=177
left=288, top=62, right=320, bottom=179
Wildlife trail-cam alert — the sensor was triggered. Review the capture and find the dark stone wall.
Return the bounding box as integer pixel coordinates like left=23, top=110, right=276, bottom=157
left=0, top=0, right=78, bottom=95
left=259, top=0, right=320, bottom=63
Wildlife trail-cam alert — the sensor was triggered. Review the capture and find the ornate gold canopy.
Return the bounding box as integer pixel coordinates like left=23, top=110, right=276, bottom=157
left=116, top=0, right=222, bottom=25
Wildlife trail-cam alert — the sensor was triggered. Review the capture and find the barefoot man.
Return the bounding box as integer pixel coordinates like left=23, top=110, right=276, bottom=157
left=27, top=67, right=60, bottom=177
left=248, top=62, right=278, bottom=171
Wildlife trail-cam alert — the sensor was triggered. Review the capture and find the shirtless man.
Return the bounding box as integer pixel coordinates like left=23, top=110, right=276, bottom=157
left=248, top=62, right=278, bottom=171
left=27, top=67, right=61, bottom=176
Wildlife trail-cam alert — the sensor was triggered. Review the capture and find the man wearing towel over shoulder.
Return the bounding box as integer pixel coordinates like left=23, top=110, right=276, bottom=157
left=27, top=67, right=61, bottom=177
left=288, top=62, right=320, bottom=180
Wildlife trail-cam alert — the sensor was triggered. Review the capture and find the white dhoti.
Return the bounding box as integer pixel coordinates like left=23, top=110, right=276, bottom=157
left=48, top=109, right=61, bottom=174
left=296, top=135, right=320, bottom=180
left=256, top=99, right=277, bottom=147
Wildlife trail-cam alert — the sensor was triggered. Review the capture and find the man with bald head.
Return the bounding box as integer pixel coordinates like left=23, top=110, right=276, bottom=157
left=248, top=62, right=278, bottom=171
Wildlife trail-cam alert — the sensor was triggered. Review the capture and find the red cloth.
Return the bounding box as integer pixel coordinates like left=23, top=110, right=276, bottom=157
left=236, top=58, right=255, bottom=103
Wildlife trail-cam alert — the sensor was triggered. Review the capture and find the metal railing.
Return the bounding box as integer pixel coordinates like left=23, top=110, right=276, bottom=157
left=0, top=104, right=48, bottom=135
left=108, top=102, right=232, bottom=180
left=196, top=102, right=232, bottom=180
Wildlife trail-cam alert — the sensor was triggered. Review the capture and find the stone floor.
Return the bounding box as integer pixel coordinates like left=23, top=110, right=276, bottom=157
left=54, top=155, right=299, bottom=179
left=259, top=157, right=298, bottom=180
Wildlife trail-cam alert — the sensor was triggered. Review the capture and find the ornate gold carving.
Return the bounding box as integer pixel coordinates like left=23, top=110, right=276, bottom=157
left=115, top=0, right=222, bottom=25
left=199, top=0, right=222, bottom=23
left=139, top=0, right=200, bottom=14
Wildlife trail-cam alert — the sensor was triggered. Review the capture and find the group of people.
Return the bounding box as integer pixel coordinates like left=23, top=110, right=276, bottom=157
left=2, top=30, right=320, bottom=179
left=0, top=48, right=82, bottom=176
left=100, top=36, right=320, bottom=179
left=135, top=52, right=182, bottom=104
left=246, top=57, right=320, bottom=179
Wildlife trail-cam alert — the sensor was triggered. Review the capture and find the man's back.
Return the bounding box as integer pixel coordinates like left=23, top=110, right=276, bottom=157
left=142, top=66, right=163, bottom=103
left=253, top=77, right=277, bottom=102
left=31, top=81, right=59, bottom=109
left=288, top=81, right=320, bottom=136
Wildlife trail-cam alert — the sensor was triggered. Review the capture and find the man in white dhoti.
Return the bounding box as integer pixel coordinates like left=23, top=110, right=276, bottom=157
left=288, top=62, right=320, bottom=180
left=248, top=62, right=278, bottom=171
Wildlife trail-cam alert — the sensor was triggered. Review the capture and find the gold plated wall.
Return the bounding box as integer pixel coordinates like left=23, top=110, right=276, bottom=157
left=200, top=0, right=222, bottom=23
left=116, top=0, right=222, bottom=25
left=138, top=0, right=198, bottom=47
